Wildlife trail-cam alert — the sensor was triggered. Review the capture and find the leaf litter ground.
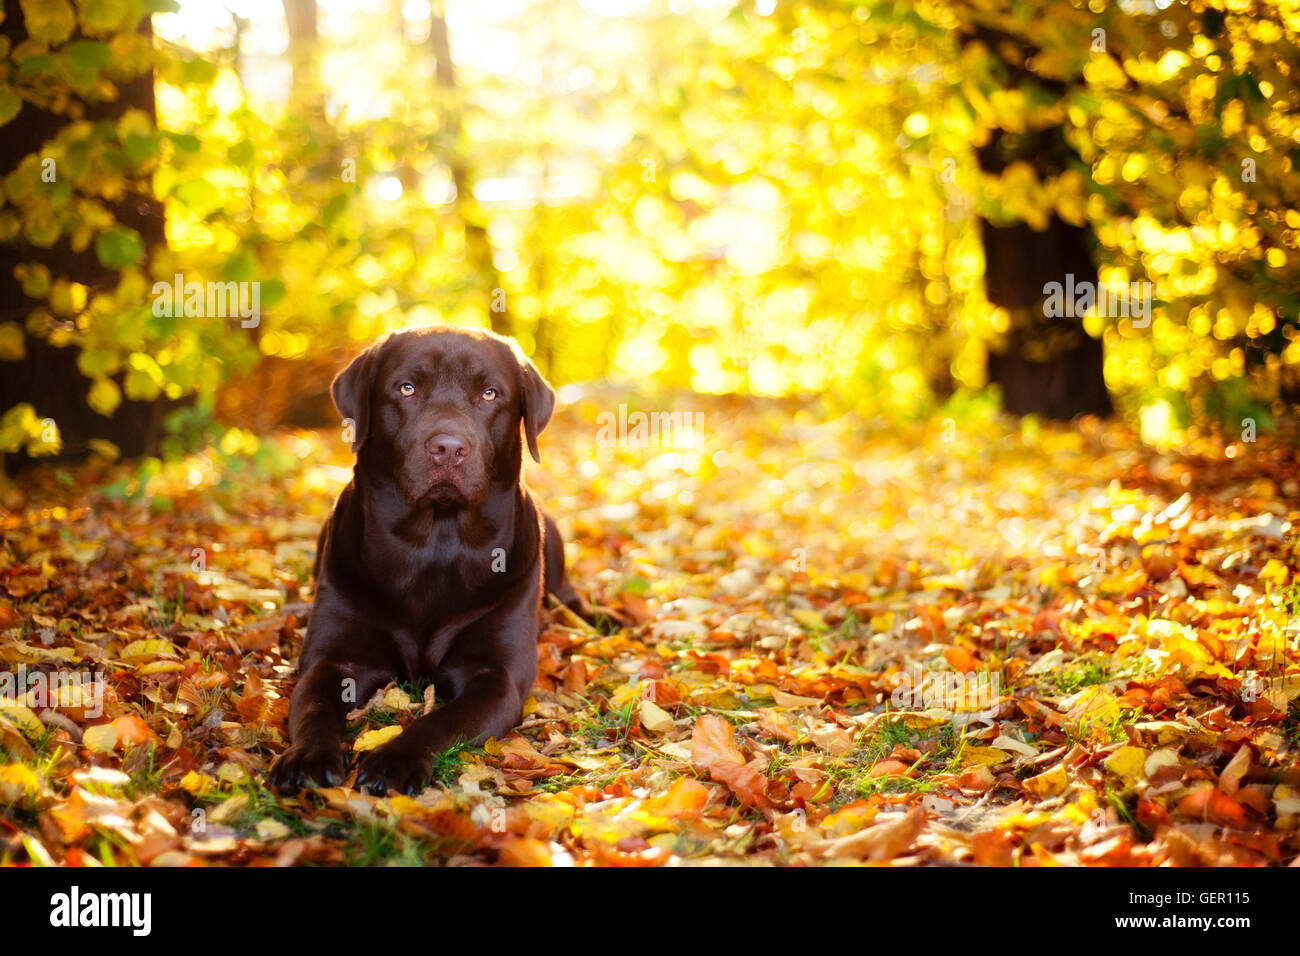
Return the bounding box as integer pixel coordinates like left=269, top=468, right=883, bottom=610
left=2, top=391, right=1298, bottom=866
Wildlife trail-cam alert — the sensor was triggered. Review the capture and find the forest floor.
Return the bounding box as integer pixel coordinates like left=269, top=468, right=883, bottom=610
left=2, top=389, right=1299, bottom=866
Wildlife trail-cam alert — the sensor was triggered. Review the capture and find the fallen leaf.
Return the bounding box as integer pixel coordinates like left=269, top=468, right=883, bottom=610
left=353, top=725, right=403, bottom=752
left=805, top=804, right=926, bottom=861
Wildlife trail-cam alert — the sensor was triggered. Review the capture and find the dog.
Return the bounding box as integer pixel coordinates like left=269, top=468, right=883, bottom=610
left=269, top=326, right=602, bottom=795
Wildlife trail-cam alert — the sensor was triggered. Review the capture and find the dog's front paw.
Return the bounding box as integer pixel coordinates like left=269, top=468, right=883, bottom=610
left=268, top=743, right=344, bottom=796
left=355, top=740, right=432, bottom=796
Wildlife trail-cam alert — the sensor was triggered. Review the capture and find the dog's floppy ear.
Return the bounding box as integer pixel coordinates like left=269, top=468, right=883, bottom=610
left=331, top=346, right=377, bottom=454
left=518, top=357, right=555, bottom=463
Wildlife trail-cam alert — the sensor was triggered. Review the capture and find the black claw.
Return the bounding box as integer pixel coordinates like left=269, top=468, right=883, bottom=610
left=269, top=747, right=343, bottom=797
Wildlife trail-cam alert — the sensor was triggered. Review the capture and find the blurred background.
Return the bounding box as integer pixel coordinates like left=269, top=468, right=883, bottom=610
left=1, top=0, right=1297, bottom=467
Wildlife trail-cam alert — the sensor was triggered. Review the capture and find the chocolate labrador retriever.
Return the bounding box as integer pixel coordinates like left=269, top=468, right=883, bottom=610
left=269, top=326, right=599, bottom=795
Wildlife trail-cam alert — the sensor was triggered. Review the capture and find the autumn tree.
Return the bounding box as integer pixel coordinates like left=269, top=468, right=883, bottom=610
left=0, top=0, right=169, bottom=464
left=960, top=22, right=1112, bottom=418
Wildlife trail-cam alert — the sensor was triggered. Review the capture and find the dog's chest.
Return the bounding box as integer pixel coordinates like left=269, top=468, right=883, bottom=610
left=379, top=546, right=530, bottom=651
left=387, top=621, right=457, bottom=682
left=385, top=539, right=513, bottom=609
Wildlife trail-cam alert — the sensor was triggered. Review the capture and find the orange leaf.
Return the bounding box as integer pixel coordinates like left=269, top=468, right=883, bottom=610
left=709, top=759, right=772, bottom=811
left=944, top=646, right=980, bottom=673
left=971, top=828, right=1018, bottom=866
left=1177, top=787, right=1247, bottom=828
left=0, top=604, right=20, bottom=629
left=950, top=765, right=997, bottom=792
left=423, top=808, right=481, bottom=844
left=111, top=715, right=157, bottom=747
left=1136, top=799, right=1170, bottom=830
left=868, top=759, right=913, bottom=778
left=500, top=736, right=549, bottom=770
left=643, top=777, right=710, bottom=819
left=495, top=838, right=552, bottom=867
left=690, top=714, right=746, bottom=771
left=690, top=715, right=770, bottom=809
left=1235, top=786, right=1271, bottom=817
left=594, top=836, right=671, bottom=867
left=1079, top=833, right=1135, bottom=865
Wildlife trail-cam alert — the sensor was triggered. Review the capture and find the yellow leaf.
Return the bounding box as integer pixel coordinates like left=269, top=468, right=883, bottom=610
left=77, top=0, right=131, bottom=34
left=1259, top=559, right=1290, bottom=588
left=382, top=687, right=412, bottom=711
left=1103, top=745, right=1147, bottom=787
left=1023, top=763, right=1068, bottom=798
left=385, top=794, right=429, bottom=818
left=217, top=761, right=249, bottom=784
left=771, top=689, right=823, bottom=708
left=179, top=770, right=214, bottom=794
left=525, top=793, right=577, bottom=830
left=821, top=802, right=878, bottom=835
left=208, top=793, right=249, bottom=824
left=246, top=554, right=275, bottom=580
left=0, top=642, right=75, bottom=664
left=119, top=638, right=178, bottom=662
left=1064, top=685, right=1120, bottom=738
left=609, top=680, right=643, bottom=709
left=0, top=322, right=24, bottom=361
left=1262, top=676, right=1300, bottom=711
left=0, top=763, right=42, bottom=803
left=83, top=723, right=118, bottom=753
left=87, top=377, right=122, bottom=417
left=19, top=0, right=76, bottom=43
left=1163, top=635, right=1211, bottom=666
left=792, top=608, right=827, bottom=631
left=0, top=699, right=44, bottom=738
left=639, top=699, right=675, bottom=734
left=991, top=734, right=1039, bottom=757
left=961, top=745, right=1012, bottom=767
left=1274, top=785, right=1300, bottom=817
left=255, top=819, right=291, bottom=841
left=354, top=725, right=403, bottom=752
left=137, top=660, right=184, bottom=675
left=1132, top=719, right=1199, bottom=746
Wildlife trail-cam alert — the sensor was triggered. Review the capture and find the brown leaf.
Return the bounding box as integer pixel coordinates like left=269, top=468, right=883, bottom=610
left=690, top=714, right=746, bottom=770
left=236, top=618, right=283, bottom=652
left=708, top=759, right=773, bottom=811
left=805, top=804, right=927, bottom=861
left=690, top=715, right=771, bottom=810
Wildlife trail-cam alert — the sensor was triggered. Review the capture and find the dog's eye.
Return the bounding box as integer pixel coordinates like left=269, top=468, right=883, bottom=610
left=482, top=387, right=497, bottom=401
left=398, top=382, right=415, bottom=397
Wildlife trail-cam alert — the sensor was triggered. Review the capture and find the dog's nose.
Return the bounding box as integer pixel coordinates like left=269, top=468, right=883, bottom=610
left=429, top=433, right=469, bottom=467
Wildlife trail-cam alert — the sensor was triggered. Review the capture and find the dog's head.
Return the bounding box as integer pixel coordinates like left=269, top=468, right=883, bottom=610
left=331, top=326, right=555, bottom=508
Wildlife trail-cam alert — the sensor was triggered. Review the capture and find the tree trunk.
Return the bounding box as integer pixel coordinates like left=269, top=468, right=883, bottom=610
left=0, top=7, right=169, bottom=470
left=978, top=212, right=1113, bottom=419
left=966, top=27, right=1113, bottom=419
left=429, top=3, right=511, bottom=337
